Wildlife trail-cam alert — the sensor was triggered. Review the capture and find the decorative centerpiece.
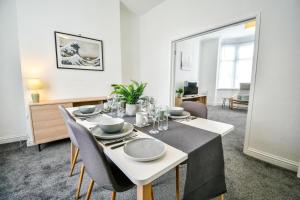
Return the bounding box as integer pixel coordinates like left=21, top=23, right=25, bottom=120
left=176, top=88, right=184, bottom=98
left=112, top=80, right=147, bottom=116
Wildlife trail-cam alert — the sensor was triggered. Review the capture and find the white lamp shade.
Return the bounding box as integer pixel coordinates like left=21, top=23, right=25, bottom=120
left=27, top=78, right=43, bottom=90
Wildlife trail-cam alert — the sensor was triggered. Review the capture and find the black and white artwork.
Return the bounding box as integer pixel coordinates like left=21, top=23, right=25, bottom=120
left=180, top=51, right=192, bottom=71
left=54, top=32, right=104, bottom=71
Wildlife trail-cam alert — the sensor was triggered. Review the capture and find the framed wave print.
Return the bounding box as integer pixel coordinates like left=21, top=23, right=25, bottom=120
left=54, top=31, right=104, bottom=71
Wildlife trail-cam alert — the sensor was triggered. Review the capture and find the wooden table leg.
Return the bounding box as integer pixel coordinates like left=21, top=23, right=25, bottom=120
left=176, top=166, right=180, bottom=200
left=137, top=183, right=152, bottom=200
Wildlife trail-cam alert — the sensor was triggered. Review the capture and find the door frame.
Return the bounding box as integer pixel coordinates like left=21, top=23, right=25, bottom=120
left=169, top=13, right=261, bottom=152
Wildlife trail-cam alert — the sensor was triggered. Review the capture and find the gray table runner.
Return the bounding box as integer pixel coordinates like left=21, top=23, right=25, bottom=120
left=124, top=117, right=226, bottom=200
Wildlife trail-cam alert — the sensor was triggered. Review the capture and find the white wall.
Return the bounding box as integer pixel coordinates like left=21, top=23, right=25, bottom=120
left=174, top=37, right=199, bottom=90
left=120, top=4, right=140, bottom=83
left=139, top=0, right=300, bottom=171
left=198, top=38, right=219, bottom=104
left=0, top=0, right=27, bottom=143
left=15, top=0, right=122, bottom=143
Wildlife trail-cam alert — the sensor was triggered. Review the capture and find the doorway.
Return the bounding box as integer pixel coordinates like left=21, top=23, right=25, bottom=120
left=169, top=16, right=260, bottom=149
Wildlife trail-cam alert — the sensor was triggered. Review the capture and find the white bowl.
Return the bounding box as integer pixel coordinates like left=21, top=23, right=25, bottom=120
left=99, top=117, right=125, bottom=133
left=79, top=105, right=96, bottom=114
left=169, top=107, right=184, bottom=116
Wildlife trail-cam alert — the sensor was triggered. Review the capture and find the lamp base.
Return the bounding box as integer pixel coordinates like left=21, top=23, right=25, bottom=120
left=31, top=93, right=40, bottom=103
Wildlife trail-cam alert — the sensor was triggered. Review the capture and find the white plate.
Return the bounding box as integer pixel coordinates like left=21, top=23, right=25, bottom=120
left=168, top=111, right=191, bottom=119
left=73, top=109, right=102, bottom=117
left=91, top=122, right=133, bottom=139
left=124, top=138, right=166, bottom=162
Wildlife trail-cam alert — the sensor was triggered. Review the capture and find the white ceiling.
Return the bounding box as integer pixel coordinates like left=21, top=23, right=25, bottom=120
left=121, top=0, right=166, bottom=15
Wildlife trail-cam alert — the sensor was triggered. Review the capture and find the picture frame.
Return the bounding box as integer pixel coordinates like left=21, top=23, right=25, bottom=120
left=180, top=51, right=192, bottom=71
left=54, top=31, right=104, bottom=71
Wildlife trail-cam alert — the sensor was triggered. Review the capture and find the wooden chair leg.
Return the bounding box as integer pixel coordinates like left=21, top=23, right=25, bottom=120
left=85, top=179, right=94, bottom=200
left=69, top=147, right=79, bottom=177
left=75, top=164, right=85, bottom=200
left=151, top=186, right=154, bottom=200
left=70, top=143, right=75, bottom=165
left=176, top=166, right=180, bottom=200
left=111, top=191, right=116, bottom=200
left=217, top=194, right=224, bottom=200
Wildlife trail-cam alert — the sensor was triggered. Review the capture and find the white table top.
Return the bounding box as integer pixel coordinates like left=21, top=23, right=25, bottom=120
left=67, top=107, right=188, bottom=186
left=66, top=107, right=234, bottom=186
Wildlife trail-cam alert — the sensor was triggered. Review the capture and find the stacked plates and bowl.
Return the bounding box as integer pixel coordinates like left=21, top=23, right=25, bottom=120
left=87, top=115, right=134, bottom=139
left=168, top=107, right=190, bottom=119
left=73, top=105, right=102, bottom=117
left=75, top=106, right=166, bottom=162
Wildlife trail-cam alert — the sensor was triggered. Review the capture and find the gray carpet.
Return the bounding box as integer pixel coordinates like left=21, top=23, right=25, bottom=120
left=0, top=106, right=300, bottom=200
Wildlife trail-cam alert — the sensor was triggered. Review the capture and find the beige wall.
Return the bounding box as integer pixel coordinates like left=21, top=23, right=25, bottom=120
left=174, top=37, right=200, bottom=91
left=139, top=0, right=300, bottom=171
left=15, top=0, right=122, bottom=144
left=198, top=38, right=219, bottom=105
left=0, top=0, right=27, bottom=143
left=120, top=4, right=140, bottom=84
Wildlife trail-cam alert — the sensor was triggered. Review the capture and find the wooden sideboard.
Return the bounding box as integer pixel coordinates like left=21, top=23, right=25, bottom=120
left=29, top=97, right=108, bottom=149
left=175, top=95, right=207, bottom=107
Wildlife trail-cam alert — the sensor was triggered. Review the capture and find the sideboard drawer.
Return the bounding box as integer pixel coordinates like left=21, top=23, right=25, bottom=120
left=30, top=103, right=72, bottom=144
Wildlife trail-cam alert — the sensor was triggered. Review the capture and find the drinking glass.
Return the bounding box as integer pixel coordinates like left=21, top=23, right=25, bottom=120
left=116, top=101, right=125, bottom=118
left=109, top=94, right=122, bottom=116
left=104, top=99, right=113, bottom=112
left=149, top=104, right=159, bottom=134
left=162, top=106, right=169, bottom=130
left=157, top=106, right=169, bottom=131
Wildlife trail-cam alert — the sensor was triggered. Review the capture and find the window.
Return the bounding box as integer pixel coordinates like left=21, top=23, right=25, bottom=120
left=217, top=42, right=254, bottom=89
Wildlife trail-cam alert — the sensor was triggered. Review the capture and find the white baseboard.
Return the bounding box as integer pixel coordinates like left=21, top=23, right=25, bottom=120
left=0, top=134, right=27, bottom=144
left=26, top=139, right=35, bottom=146
left=244, top=147, right=299, bottom=172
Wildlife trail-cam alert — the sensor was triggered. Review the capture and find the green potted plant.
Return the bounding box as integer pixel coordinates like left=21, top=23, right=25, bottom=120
left=112, top=80, right=147, bottom=116
left=176, top=88, right=184, bottom=98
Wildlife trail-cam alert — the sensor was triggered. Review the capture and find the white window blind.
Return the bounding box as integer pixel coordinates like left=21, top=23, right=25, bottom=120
left=217, top=42, right=254, bottom=89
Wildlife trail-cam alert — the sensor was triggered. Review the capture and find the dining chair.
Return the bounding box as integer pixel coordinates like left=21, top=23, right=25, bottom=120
left=181, top=101, right=208, bottom=119
left=58, top=105, right=85, bottom=199
left=66, top=119, right=139, bottom=200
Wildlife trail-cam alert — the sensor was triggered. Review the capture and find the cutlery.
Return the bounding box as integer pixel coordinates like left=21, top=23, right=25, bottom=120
left=111, top=141, right=129, bottom=149
left=110, top=137, right=139, bottom=149
left=175, top=119, right=186, bottom=122
left=104, top=133, right=137, bottom=146
left=175, top=116, right=197, bottom=122
left=190, top=116, right=197, bottom=120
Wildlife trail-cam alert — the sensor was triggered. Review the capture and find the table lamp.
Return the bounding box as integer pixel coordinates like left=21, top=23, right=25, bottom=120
left=27, top=78, right=43, bottom=103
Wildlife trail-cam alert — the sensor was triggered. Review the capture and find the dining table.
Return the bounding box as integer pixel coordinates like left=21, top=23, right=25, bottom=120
left=66, top=107, right=234, bottom=200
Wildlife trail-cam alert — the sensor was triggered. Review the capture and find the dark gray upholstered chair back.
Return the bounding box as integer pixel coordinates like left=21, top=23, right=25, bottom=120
left=66, top=119, right=133, bottom=192
left=181, top=101, right=208, bottom=119
left=58, top=105, right=78, bottom=147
